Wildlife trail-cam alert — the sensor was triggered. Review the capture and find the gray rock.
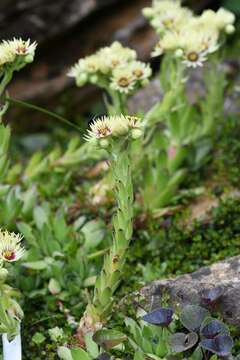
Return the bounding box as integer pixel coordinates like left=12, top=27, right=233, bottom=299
left=0, top=0, right=118, bottom=41
left=140, top=256, right=240, bottom=326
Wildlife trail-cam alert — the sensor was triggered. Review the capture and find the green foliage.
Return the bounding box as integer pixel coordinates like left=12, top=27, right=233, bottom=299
left=0, top=1, right=239, bottom=359
left=222, top=0, right=240, bottom=13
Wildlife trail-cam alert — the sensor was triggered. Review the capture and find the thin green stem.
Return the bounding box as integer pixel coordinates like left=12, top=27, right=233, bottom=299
left=5, top=96, right=83, bottom=133
left=0, top=71, right=13, bottom=99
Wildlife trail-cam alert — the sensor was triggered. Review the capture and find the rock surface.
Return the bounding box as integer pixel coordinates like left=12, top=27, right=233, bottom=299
left=141, top=256, right=240, bottom=326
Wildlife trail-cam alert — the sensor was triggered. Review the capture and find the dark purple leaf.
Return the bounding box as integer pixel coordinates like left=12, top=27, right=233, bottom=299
left=170, top=332, right=198, bottom=353
left=200, top=335, right=233, bottom=356
left=200, top=287, right=223, bottom=306
left=141, top=308, right=174, bottom=326
left=200, top=319, right=229, bottom=339
left=95, top=354, right=111, bottom=360
left=180, top=305, right=210, bottom=331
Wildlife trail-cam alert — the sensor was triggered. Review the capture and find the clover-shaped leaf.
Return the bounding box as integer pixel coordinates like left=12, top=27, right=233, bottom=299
left=200, top=319, right=229, bottom=339
left=200, top=335, right=233, bottom=357
left=141, top=308, right=173, bottom=326
left=169, top=332, right=198, bottom=353
left=180, top=305, right=209, bottom=331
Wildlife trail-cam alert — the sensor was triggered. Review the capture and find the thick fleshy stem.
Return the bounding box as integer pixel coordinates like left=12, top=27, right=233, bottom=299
left=78, top=139, right=133, bottom=341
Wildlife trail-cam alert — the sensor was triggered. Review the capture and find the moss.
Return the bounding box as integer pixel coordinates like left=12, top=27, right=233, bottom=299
left=122, top=197, right=240, bottom=293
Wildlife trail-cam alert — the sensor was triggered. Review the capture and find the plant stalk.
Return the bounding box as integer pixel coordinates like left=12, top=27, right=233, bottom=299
left=78, top=139, right=133, bottom=340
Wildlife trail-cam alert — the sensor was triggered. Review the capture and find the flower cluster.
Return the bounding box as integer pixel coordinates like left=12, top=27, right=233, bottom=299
left=0, top=38, right=37, bottom=70
left=85, top=115, right=143, bottom=146
left=0, top=230, right=24, bottom=263
left=143, top=1, right=235, bottom=68
left=68, top=42, right=152, bottom=94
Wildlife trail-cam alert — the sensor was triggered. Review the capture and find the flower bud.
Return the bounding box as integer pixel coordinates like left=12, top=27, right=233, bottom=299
left=48, top=327, right=64, bottom=342
left=90, top=75, right=98, bottom=84
left=225, top=24, right=235, bottom=34
left=99, top=138, right=110, bottom=148
left=24, top=54, right=34, bottom=63
left=131, top=128, right=143, bottom=139
left=0, top=268, right=8, bottom=282
left=76, top=74, right=87, bottom=86
left=142, top=7, right=154, bottom=18
left=175, top=49, right=184, bottom=58
left=141, top=79, right=149, bottom=87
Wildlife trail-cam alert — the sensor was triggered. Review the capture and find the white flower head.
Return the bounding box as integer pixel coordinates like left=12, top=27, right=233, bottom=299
left=3, top=38, right=37, bottom=56
left=130, top=61, right=152, bottom=81
left=110, top=66, right=135, bottom=94
left=146, top=0, right=193, bottom=33
left=177, top=26, right=219, bottom=68
left=182, top=51, right=208, bottom=68
left=153, top=7, right=192, bottom=33
left=0, top=230, right=25, bottom=262
left=85, top=117, right=113, bottom=142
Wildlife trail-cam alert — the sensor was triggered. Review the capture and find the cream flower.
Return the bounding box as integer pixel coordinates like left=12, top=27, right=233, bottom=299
left=3, top=38, right=37, bottom=56
left=68, top=42, right=137, bottom=86
left=0, top=230, right=24, bottom=262
left=144, top=0, right=192, bottom=33
left=85, top=117, right=113, bottom=142
left=152, top=7, right=192, bottom=33
left=85, top=115, right=142, bottom=142
left=110, top=67, right=135, bottom=94
left=97, top=41, right=137, bottom=73
left=130, top=61, right=152, bottom=81
left=0, top=43, right=16, bottom=66
left=152, top=31, right=180, bottom=57
left=176, top=26, right=219, bottom=68
left=68, top=59, right=86, bottom=78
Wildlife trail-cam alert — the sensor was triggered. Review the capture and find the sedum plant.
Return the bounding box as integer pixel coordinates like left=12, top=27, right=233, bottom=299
left=0, top=38, right=37, bottom=177
left=0, top=38, right=37, bottom=223
left=78, top=115, right=143, bottom=340
left=68, top=42, right=152, bottom=114
left=0, top=38, right=37, bottom=108
left=139, top=0, right=235, bottom=212
left=68, top=1, right=236, bottom=214
left=143, top=1, right=235, bottom=65
left=0, top=230, right=24, bottom=340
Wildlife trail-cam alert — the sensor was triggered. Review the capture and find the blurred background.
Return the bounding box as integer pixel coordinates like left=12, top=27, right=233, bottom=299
left=1, top=0, right=239, bottom=131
